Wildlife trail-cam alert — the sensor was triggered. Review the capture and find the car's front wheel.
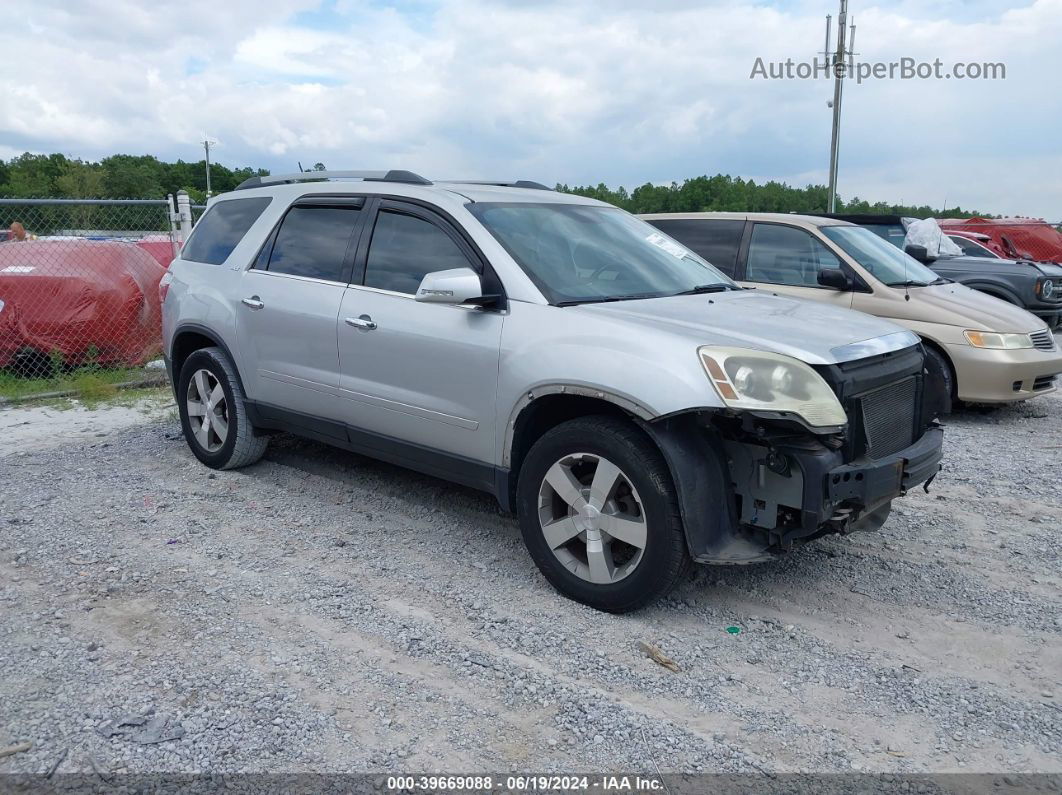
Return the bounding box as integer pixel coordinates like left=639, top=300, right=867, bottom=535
left=516, top=416, right=690, bottom=613
left=177, top=346, right=267, bottom=470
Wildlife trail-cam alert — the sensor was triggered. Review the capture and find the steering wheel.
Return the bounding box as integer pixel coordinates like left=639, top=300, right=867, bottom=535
left=570, top=240, right=613, bottom=283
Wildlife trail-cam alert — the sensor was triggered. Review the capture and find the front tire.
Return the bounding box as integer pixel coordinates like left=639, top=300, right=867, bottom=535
left=177, top=347, right=267, bottom=470
left=923, top=345, right=955, bottom=415
left=516, top=416, right=690, bottom=613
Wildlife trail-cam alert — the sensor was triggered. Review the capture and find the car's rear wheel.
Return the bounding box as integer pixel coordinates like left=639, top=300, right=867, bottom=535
left=516, top=416, right=690, bottom=613
left=177, top=347, right=267, bottom=470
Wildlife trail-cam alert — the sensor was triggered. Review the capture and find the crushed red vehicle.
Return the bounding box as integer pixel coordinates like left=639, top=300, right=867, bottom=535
left=0, top=239, right=166, bottom=369
left=939, top=217, right=1062, bottom=264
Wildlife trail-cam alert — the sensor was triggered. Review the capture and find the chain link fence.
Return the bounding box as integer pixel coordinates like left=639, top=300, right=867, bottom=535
left=0, top=198, right=179, bottom=402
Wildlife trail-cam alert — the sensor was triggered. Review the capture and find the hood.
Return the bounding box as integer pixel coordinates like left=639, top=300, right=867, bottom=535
left=911, top=282, right=1047, bottom=332
left=574, top=289, right=917, bottom=366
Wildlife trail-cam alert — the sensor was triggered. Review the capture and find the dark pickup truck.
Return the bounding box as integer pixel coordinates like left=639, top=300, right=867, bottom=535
left=817, top=214, right=1062, bottom=329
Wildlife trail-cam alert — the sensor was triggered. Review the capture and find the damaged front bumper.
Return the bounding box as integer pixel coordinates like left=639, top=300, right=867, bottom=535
left=721, top=425, right=943, bottom=557
left=824, top=427, right=943, bottom=519
left=646, top=414, right=944, bottom=565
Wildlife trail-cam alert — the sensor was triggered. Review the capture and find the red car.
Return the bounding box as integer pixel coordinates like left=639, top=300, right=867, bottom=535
left=939, top=217, right=1062, bottom=264
left=0, top=239, right=166, bottom=369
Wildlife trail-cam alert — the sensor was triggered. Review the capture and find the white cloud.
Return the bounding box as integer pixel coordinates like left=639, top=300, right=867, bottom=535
left=1, top=0, right=1059, bottom=218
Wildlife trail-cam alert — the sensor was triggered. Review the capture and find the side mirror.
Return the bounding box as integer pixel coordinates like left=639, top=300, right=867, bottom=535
left=415, top=267, right=497, bottom=307
left=904, top=244, right=933, bottom=263
left=817, top=268, right=852, bottom=291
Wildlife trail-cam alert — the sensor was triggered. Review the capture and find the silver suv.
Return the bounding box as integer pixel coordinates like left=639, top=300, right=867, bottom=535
left=161, top=170, right=944, bottom=612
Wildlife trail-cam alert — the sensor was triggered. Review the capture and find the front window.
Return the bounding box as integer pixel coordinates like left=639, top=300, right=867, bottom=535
left=745, top=223, right=842, bottom=287
left=467, top=203, right=734, bottom=305
left=822, top=225, right=943, bottom=287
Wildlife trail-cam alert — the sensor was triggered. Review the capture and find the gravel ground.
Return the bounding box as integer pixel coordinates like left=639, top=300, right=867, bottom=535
left=1, top=376, right=1059, bottom=777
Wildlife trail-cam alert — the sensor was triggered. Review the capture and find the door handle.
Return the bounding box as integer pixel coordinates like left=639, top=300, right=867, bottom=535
left=241, top=296, right=264, bottom=310
left=345, top=315, right=377, bottom=331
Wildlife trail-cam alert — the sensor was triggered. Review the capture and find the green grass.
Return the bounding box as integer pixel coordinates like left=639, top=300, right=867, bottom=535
left=26, top=385, right=174, bottom=413
left=0, top=365, right=165, bottom=402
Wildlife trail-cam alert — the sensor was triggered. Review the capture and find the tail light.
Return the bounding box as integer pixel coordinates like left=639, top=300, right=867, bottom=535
left=159, top=272, right=174, bottom=305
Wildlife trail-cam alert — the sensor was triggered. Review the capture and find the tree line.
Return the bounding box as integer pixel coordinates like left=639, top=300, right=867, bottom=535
left=0, top=151, right=986, bottom=218
left=0, top=152, right=269, bottom=204
left=559, top=176, right=987, bottom=219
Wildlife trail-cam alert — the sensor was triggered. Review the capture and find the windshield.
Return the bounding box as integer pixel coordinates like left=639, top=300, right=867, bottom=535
left=863, top=223, right=908, bottom=249
left=822, top=225, right=943, bottom=287
left=467, top=202, right=734, bottom=304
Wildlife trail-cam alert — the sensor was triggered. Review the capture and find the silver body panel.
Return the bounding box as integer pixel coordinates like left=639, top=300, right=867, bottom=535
left=163, top=181, right=921, bottom=469
left=337, top=285, right=502, bottom=462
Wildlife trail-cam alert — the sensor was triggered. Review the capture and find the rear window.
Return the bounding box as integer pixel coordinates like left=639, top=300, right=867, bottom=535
left=182, top=197, right=272, bottom=265
left=645, top=219, right=745, bottom=277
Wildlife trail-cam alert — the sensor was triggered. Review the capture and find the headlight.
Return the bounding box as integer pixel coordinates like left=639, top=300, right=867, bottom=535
left=963, top=330, right=1034, bottom=349
left=1038, top=279, right=1055, bottom=300
left=698, top=346, right=847, bottom=429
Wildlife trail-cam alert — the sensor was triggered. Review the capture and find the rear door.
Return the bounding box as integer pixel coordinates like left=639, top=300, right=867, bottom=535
left=737, top=222, right=854, bottom=309
left=235, top=198, right=364, bottom=423
left=337, top=199, right=503, bottom=468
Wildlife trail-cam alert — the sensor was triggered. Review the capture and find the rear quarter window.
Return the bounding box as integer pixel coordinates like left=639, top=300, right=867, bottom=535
left=645, top=219, right=744, bottom=277
left=182, top=197, right=272, bottom=265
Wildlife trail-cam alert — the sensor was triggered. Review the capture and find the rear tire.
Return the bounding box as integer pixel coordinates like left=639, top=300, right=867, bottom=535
left=177, top=347, right=267, bottom=470
left=516, top=416, right=690, bottom=613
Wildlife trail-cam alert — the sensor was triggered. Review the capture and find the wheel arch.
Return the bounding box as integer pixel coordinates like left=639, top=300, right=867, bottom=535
left=170, top=324, right=246, bottom=396
left=917, top=335, right=956, bottom=386
left=962, top=281, right=1024, bottom=306
left=500, top=387, right=656, bottom=512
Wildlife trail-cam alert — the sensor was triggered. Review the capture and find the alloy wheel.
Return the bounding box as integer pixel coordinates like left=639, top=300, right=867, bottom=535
left=537, top=452, right=648, bottom=584
left=186, top=368, right=229, bottom=453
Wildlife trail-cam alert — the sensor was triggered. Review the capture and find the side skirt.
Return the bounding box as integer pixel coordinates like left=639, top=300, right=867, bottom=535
left=243, top=400, right=505, bottom=503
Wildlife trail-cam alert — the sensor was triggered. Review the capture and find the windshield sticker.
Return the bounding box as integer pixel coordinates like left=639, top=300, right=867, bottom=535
left=645, top=232, right=690, bottom=260
left=1, top=265, right=35, bottom=274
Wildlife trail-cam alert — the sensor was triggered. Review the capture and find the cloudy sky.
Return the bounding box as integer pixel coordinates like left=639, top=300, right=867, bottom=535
left=1, top=0, right=1059, bottom=217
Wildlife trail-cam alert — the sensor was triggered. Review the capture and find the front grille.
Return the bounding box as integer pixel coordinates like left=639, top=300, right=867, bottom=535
left=1031, top=329, right=1056, bottom=352
left=858, top=377, right=917, bottom=459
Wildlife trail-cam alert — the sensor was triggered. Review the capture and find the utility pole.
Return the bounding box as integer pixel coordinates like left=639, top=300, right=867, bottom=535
left=202, top=139, right=216, bottom=198
left=824, top=1, right=856, bottom=212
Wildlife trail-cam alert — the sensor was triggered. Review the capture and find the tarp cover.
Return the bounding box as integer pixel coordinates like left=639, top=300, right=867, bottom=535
left=0, top=239, right=166, bottom=368
left=904, top=218, right=963, bottom=258
left=136, top=235, right=177, bottom=269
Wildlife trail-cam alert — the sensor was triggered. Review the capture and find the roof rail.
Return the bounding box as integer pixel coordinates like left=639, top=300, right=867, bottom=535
left=235, top=170, right=432, bottom=191
left=443, top=180, right=554, bottom=191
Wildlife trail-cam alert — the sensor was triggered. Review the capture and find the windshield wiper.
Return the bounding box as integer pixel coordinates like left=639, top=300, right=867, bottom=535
left=555, top=292, right=667, bottom=307
left=884, top=280, right=933, bottom=288
left=672, top=283, right=737, bottom=296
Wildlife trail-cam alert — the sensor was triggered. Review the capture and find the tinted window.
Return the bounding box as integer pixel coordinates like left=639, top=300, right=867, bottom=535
left=365, top=210, right=471, bottom=294
left=182, top=197, right=271, bottom=265
left=266, top=206, right=361, bottom=281
left=645, top=219, right=744, bottom=277
left=746, top=224, right=841, bottom=287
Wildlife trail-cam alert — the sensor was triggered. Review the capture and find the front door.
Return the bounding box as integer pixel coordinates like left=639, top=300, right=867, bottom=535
left=738, top=222, right=854, bottom=309
left=337, top=201, right=503, bottom=466
left=235, top=200, right=364, bottom=423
